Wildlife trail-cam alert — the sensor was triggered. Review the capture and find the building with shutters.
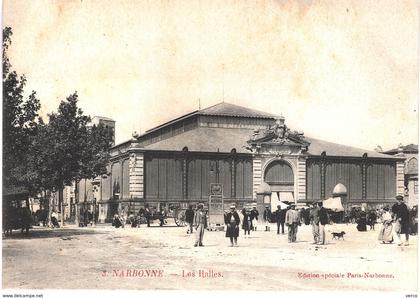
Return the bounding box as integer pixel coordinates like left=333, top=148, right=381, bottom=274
left=87, top=102, right=404, bottom=223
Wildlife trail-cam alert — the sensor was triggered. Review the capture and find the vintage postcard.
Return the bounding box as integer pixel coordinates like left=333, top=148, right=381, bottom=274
left=2, top=1, right=418, bottom=297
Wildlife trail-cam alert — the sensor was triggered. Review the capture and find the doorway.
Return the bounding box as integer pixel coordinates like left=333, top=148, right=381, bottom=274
left=264, top=160, right=295, bottom=209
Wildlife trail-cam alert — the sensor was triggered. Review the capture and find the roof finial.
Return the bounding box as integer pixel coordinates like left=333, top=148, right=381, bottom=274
left=198, top=98, right=201, bottom=110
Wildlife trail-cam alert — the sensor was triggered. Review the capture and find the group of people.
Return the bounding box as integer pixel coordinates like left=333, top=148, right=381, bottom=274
left=184, top=201, right=332, bottom=247
left=378, top=195, right=417, bottom=246
left=112, top=196, right=417, bottom=249
left=259, top=202, right=329, bottom=244
left=111, top=205, right=168, bottom=229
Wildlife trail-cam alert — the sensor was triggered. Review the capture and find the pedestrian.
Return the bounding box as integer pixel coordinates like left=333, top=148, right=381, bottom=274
left=409, top=206, right=418, bottom=236
left=263, top=206, right=271, bottom=232
left=378, top=206, right=393, bottom=244
left=51, top=210, right=60, bottom=228
left=225, top=205, right=240, bottom=246
left=145, top=205, right=151, bottom=227
left=251, top=205, right=259, bottom=231
left=302, top=207, right=311, bottom=225
left=185, top=204, right=195, bottom=234
left=274, top=205, right=284, bottom=235
left=279, top=206, right=287, bottom=234
left=242, top=209, right=253, bottom=238
left=193, top=203, right=208, bottom=247
left=309, top=202, right=320, bottom=244
left=367, top=209, right=377, bottom=230
left=318, top=201, right=329, bottom=245
left=356, top=211, right=367, bottom=232
left=159, top=206, right=165, bottom=227
left=83, top=209, right=89, bottom=227
left=112, top=214, right=123, bottom=228
left=128, top=212, right=138, bottom=227
left=285, top=204, right=300, bottom=243
left=392, top=195, right=410, bottom=246
left=120, top=210, right=126, bottom=228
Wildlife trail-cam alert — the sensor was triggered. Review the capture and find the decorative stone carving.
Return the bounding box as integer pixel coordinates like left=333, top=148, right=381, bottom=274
left=247, top=116, right=310, bottom=155
left=129, top=153, right=137, bottom=169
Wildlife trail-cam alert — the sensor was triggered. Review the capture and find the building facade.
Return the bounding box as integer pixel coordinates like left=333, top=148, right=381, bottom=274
left=88, top=103, right=404, bottom=222
left=383, top=144, right=418, bottom=208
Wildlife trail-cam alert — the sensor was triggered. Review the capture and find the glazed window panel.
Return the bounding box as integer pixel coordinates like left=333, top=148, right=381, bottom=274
left=348, top=163, right=362, bottom=199
left=325, top=163, right=336, bottom=198
left=306, top=161, right=321, bottom=201
left=158, top=158, right=167, bottom=200
left=166, top=158, right=183, bottom=200
left=187, top=159, right=202, bottom=199
left=219, top=159, right=232, bottom=198
left=100, top=166, right=111, bottom=200
left=243, top=159, right=253, bottom=198
left=200, top=160, right=210, bottom=198
left=235, top=160, right=244, bottom=198
left=122, top=159, right=130, bottom=199
left=325, top=162, right=362, bottom=200
left=234, top=158, right=253, bottom=199
left=366, top=163, right=396, bottom=200
left=201, top=159, right=218, bottom=198
left=145, top=157, right=159, bottom=199
left=111, top=162, right=122, bottom=198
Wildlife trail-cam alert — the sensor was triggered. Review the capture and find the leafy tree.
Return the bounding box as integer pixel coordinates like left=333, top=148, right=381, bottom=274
left=3, top=27, right=41, bottom=192
left=4, top=27, right=112, bottom=226
left=27, top=92, right=112, bottom=224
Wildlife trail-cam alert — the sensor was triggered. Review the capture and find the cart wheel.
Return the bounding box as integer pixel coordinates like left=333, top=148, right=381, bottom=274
left=174, top=210, right=187, bottom=227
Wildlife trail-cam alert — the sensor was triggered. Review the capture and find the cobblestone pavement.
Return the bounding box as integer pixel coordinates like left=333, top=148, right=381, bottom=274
left=2, top=221, right=418, bottom=291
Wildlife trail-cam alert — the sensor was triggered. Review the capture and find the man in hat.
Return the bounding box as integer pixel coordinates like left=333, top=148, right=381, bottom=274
left=193, top=203, right=208, bottom=247
left=318, top=201, right=329, bottom=245
left=274, top=205, right=287, bottom=235
left=285, top=204, right=300, bottom=243
left=225, top=205, right=240, bottom=246
left=251, top=204, right=259, bottom=231
left=309, top=202, right=320, bottom=244
left=185, top=204, right=195, bottom=234
left=263, top=206, right=272, bottom=232
left=391, top=195, right=410, bottom=246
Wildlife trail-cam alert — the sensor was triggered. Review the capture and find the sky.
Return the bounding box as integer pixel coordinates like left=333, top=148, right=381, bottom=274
left=3, top=0, right=418, bottom=151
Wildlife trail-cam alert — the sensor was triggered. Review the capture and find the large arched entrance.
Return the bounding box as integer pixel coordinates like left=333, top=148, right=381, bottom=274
left=264, top=160, right=295, bottom=209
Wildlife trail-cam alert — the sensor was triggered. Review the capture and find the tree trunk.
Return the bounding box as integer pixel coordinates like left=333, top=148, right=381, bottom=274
left=47, top=191, right=52, bottom=227
left=59, top=187, right=64, bottom=227
left=75, top=180, right=79, bottom=226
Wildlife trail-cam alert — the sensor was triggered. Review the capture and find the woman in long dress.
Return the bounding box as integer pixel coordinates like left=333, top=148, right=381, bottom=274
left=378, top=207, right=393, bottom=243
left=225, top=205, right=240, bottom=246
left=242, top=209, right=253, bottom=238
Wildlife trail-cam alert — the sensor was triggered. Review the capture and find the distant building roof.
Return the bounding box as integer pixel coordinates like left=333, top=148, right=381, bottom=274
left=92, top=116, right=115, bottom=122
left=305, top=136, right=396, bottom=158
left=198, top=102, right=276, bottom=119
left=383, top=144, right=418, bottom=155
left=113, top=102, right=401, bottom=159
left=143, top=126, right=399, bottom=158
left=144, top=127, right=253, bottom=153
left=143, top=102, right=276, bottom=134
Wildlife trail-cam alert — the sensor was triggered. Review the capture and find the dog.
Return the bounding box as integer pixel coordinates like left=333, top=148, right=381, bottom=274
left=331, top=231, right=346, bottom=240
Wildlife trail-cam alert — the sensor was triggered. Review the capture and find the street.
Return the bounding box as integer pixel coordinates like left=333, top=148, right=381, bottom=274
left=2, top=221, right=418, bottom=291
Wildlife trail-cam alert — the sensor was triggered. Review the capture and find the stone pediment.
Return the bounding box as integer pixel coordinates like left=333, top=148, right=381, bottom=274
left=246, top=116, right=310, bottom=154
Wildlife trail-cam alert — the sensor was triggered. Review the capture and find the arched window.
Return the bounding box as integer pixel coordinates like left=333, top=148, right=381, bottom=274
left=264, top=161, right=294, bottom=184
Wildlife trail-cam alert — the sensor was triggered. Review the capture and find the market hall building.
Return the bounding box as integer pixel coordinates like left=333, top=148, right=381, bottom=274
left=94, top=103, right=404, bottom=222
